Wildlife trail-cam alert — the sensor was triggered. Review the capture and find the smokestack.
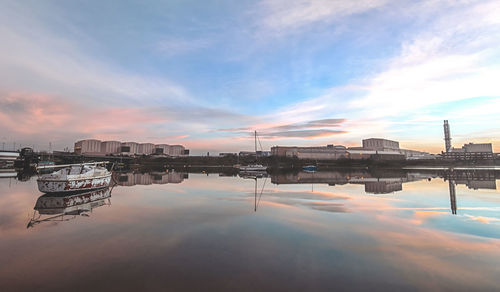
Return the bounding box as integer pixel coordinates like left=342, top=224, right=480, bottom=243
left=443, top=120, right=451, bottom=152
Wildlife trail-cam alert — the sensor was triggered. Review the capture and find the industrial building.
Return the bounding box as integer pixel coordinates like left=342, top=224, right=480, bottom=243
left=153, top=144, right=187, bottom=156
left=444, top=143, right=494, bottom=160
left=362, top=138, right=399, bottom=151
left=138, top=143, right=155, bottom=155
left=74, top=139, right=188, bottom=157
left=442, top=120, right=494, bottom=160
left=74, top=139, right=102, bottom=155
left=271, top=139, right=432, bottom=160
left=101, top=141, right=121, bottom=155
left=121, top=142, right=138, bottom=156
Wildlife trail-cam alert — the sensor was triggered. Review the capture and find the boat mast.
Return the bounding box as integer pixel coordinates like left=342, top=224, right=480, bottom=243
left=254, top=130, right=257, bottom=153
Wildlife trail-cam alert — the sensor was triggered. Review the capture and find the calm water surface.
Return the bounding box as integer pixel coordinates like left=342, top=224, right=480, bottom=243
left=1, top=169, right=500, bottom=291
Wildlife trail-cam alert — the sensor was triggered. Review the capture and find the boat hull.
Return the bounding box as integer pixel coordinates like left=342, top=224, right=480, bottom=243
left=37, top=174, right=111, bottom=193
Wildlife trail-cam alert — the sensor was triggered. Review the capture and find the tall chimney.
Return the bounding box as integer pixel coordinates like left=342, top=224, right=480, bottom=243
left=443, top=120, right=451, bottom=152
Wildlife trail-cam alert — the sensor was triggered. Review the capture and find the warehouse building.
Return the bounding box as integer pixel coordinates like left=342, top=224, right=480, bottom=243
left=138, top=143, right=155, bottom=155
left=362, top=138, right=400, bottom=151
left=74, top=139, right=188, bottom=157
left=271, top=138, right=432, bottom=160
left=101, top=141, right=121, bottom=155
left=443, top=143, right=494, bottom=160
left=74, top=139, right=102, bottom=155
left=121, top=142, right=138, bottom=155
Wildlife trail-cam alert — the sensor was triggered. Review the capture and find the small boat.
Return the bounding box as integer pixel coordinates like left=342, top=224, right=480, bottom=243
left=37, top=162, right=111, bottom=193
left=238, top=131, right=268, bottom=172
left=303, top=165, right=317, bottom=172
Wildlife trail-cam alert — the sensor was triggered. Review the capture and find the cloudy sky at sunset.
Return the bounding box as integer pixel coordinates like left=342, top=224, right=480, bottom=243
left=1, top=0, right=499, bottom=154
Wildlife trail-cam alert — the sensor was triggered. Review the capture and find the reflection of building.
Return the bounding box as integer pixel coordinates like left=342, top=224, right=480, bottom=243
left=443, top=170, right=497, bottom=190
left=448, top=180, right=457, bottom=215
left=271, top=171, right=429, bottom=194
left=443, top=169, right=499, bottom=215
left=114, top=172, right=188, bottom=186
left=466, top=180, right=497, bottom=190
left=364, top=181, right=402, bottom=194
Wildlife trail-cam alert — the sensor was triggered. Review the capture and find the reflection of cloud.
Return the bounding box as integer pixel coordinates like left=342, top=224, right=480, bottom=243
left=464, top=214, right=500, bottom=224
left=223, top=186, right=352, bottom=213
left=304, top=202, right=349, bottom=213
left=413, top=210, right=447, bottom=225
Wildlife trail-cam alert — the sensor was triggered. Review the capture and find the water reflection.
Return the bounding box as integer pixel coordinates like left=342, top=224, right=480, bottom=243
left=27, top=187, right=112, bottom=228
left=0, top=167, right=499, bottom=291
left=271, top=170, right=433, bottom=194
left=113, top=171, right=188, bottom=186
left=266, top=169, right=499, bottom=216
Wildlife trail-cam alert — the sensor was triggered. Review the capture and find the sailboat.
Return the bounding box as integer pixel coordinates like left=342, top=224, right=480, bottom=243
left=238, top=131, right=268, bottom=172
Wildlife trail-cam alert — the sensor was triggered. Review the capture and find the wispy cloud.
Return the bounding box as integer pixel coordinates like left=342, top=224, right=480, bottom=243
left=1, top=0, right=499, bottom=153
left=265, top=0, right=500, bottom=147
left=258, top=0, right=388, bottom=35
left=156, top=37, right=212, bottom=56
left=260, top=129, right=346, bottom=139
left=269, top=118, right=345, bottom=131
left=215, top=118, right=347, bottom=139
left=0, top=3, right=192, bottom=106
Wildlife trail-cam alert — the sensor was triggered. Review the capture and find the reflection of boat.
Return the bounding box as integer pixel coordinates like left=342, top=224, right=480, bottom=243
left=303, top=165, right=317, bottom=172
left=38, top=161, right=55, bottom=167
left=239, top=170, right=268, bottom=179
left=239, top=164, right=268, bottom=171
left=0, top=168, right=17, bottom=178
left=27, top=187, right=112, bottom=228
left=37, top=162, right=111, bottom=193
left=240, top=173, right=267, bottom=212
left=0, top=151, right=18, bottom=169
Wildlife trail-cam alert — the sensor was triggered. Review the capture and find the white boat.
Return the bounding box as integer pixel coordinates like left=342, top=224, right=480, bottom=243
left=238, top=131, right=268, bottom=172
left=37, top=162, right=111, bottom=193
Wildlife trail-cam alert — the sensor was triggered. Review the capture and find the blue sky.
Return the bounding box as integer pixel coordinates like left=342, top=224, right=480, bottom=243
left=1, top=0, right=499, bottom=154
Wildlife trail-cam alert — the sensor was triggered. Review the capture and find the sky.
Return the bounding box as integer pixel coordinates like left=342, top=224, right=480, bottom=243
left=1, top=0, right=500, bottom=154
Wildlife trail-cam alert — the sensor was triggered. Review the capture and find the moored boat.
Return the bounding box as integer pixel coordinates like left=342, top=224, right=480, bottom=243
left=237, top=131, right=268, bottom=172
left=37, top=162, right=111, bottom=193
